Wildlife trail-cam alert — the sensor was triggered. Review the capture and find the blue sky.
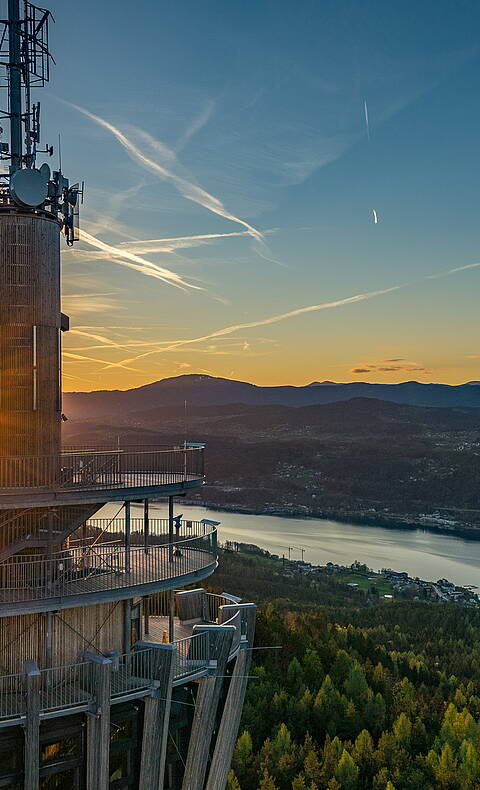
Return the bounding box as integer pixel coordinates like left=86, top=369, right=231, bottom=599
left=25, top=0, right=480, bottom=389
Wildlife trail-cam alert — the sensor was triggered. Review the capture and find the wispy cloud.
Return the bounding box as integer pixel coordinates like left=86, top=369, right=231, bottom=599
left=69, top=328, right=132, bottom=354
left=118, top=230, right=251, bottom=255
left=425, top=262, right=480, bottom=280
left=349, top=359, right=430, bottom=375
left=103, top=285, right=402, bottom=370
left=63, top=351, right=138, bottom=372
left=68, top=102, right=264, bottom=242
left=79, top=229, right=202, bottom=291
left=62, top=292, right=123, bottom=316
left=175, top=98, right=216, bottom=152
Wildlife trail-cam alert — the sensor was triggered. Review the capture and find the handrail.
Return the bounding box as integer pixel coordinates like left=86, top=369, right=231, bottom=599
left=0, top=445, right=204, bottom=492
left=204, top=592, right=243, bottom=657
left=0, top=528, right=217, bottom=605
left=0, top=622, right=230, bottom=723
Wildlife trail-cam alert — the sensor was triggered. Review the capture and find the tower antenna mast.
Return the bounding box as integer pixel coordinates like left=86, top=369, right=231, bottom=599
left=7, top=0, right=22, bottom=172
left=0, top=0, right=83, bottom=243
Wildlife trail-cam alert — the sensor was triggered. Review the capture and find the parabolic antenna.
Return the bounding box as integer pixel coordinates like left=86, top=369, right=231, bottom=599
left=39, top=163, right=51, bottom=181
left=10, top=168, right=48, bottom=208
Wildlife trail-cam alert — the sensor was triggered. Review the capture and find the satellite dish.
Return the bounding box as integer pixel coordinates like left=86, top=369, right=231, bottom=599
left=10, top=168, right=48, bottom=208
left=39, top=163, right=51, bottom=181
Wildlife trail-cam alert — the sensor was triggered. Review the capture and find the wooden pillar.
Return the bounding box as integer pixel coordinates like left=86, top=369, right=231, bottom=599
left=144, top=596, right=150, bottom=636
left=168, top=496, right=174, bottom=563
left=24, top=660, right=40, bottom=790
left=169, top=590, right=175, bottom=643
left=168, top=496, right=175, bottom=642
left=85, top=653, right=112, bottom=790
left=45, top=611, right=53, bottom=669
left=125, top=500, right=131, bottom=573
left=144, top=498, right=149, bottom=554
left=181, top=626, right=235, bottom=790
left=138, top=642, right=176, bottom=790
left=205, top=605, right=257, bottom=790
left=123, top=599, right=132, bottom=654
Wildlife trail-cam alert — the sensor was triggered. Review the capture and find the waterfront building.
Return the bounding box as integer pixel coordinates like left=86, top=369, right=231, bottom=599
left=0, top=3, right=255, bottom=787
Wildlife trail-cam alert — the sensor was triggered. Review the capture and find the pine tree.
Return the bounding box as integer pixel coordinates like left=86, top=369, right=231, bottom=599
left=227, top=770, right=242, bottom=790
left=335, top=750, right=359, bottom=790
left=258, top=770, right=279, bottom=790
left=292, top=775, right=308, bottom=790
left=393, top=713, right=412, bottom=747
left=344, top=664, right=369, bottom=704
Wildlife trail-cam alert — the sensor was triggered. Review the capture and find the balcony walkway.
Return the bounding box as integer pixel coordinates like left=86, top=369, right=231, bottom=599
left=0, top=593, right=248, bottom=727
left=0, top=528, right=217, bottom=615
left=0, top=445, right=205, bottom=507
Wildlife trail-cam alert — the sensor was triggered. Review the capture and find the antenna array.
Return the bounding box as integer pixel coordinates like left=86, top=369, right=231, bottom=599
left=0, top=0, right=82, bottom=244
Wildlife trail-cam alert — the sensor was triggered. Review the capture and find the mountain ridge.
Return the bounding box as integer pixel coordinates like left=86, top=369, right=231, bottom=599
left=63, top=373, right=480, bottom=421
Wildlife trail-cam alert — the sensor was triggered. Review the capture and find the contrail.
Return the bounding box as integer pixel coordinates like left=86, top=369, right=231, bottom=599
left=119, top=231, right=251, bottom=255
left=364, top=99, right=370, bottom=141
left=425, top=262, right=480, bottom=280
left=68, top=102, right=263, bottom=242
left=175, top=98, right=215, bottom=152
left=103, top=285, right=403, bottom=370
left=69, top=328, right=132, bottom=353
left=63, top=351, right=138, bottom=372
left=79, top=229, right=202, bottom=291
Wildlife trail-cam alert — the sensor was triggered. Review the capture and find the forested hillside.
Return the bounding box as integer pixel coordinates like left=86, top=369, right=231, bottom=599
left=63, top=398, right=480, bottom=529
left=210, top=552, right=480, bottom=790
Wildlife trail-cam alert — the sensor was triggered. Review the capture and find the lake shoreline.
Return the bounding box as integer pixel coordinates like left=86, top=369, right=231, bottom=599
left=181, top=496, right=480, bottom=542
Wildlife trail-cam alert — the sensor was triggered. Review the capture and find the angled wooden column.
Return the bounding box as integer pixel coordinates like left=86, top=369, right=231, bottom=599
left=181, top=625, right=235, bottom=790
left=205, top=604, right=257, bottom=790
left=85, top=653, right=112, bottom=790
left=24, top=660, right=41, bottom=790
left=138, top=642, right=176, bottom=790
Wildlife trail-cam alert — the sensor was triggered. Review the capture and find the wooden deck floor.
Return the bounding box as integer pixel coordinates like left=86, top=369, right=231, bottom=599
left=0, top=548, right=213, bottom=605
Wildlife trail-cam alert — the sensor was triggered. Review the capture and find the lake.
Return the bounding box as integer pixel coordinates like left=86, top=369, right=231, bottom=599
left=96, top=502, right=480, bottom=588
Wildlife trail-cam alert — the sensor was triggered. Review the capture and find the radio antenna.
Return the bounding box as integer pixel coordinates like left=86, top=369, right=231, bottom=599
left=0, top=0, right=83, bottom=244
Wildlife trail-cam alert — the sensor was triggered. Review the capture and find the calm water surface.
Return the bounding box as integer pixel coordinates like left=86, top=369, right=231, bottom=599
left=97, top=503, right=480, bottom=588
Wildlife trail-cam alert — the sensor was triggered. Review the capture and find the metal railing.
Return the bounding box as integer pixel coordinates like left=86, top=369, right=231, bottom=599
left=205, top=592, right=243, bottom=657
left=0, top=444, right=204, bottom=493
left=82, top=517, right=213, bottom=546
left=0, top=628, right=224, bottom=723
left=0, top=528, right=217, bottom=605
left=172, top=630, right=210, bottom=681
left=40, top=661, right=91, bottom=712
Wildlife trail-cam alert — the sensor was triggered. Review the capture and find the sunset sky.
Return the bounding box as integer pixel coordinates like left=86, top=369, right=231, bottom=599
left=39, top=0, right=480, bottom=391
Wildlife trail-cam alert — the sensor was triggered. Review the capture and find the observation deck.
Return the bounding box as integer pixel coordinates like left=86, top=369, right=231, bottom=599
left=0, top=592, right=252, bottom=727
left=0, top=444, right=205, bottom=508
left=0, top=521, right=217, bottom=615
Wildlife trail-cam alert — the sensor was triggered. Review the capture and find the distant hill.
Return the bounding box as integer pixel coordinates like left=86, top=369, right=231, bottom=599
left=62, top=395, right=480, bottom=529
left=63, top=374, right=480, bottom=421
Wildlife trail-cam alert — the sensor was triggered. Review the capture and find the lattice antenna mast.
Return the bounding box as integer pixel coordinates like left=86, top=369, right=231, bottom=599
left=0, top=0, right=83, bottom=244
left=2, top=0, right=53, bottom=171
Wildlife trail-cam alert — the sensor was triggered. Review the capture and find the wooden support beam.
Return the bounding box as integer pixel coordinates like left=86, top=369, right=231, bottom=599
left=181, top=626, right=235, bottom=790
left=125, top=500, right=131, bottom=572
left=144, top=595, right=150, bottom=636
left=138, top=643, right=176, bottom=790
left=144, top=498, right=149, bottom=554
left=168, top=496, right=174, bottom=563
left=85, top=653, right=112, bottom=790
left=123, top=599, right=132, bottom=654
left=205, top=605, right=257, bottom=790
left=24, top=660, right=40, bottom=790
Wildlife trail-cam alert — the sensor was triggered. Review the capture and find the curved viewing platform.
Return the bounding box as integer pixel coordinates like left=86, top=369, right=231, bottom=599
left=0, top=524, right=217, bottom=615
left=0, top=593, right=253, bottom=727
left=0, top=444, right=205, bottom=507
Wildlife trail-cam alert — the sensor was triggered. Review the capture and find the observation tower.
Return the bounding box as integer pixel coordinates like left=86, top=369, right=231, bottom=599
left=0, top=2, right=255, bottom=788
